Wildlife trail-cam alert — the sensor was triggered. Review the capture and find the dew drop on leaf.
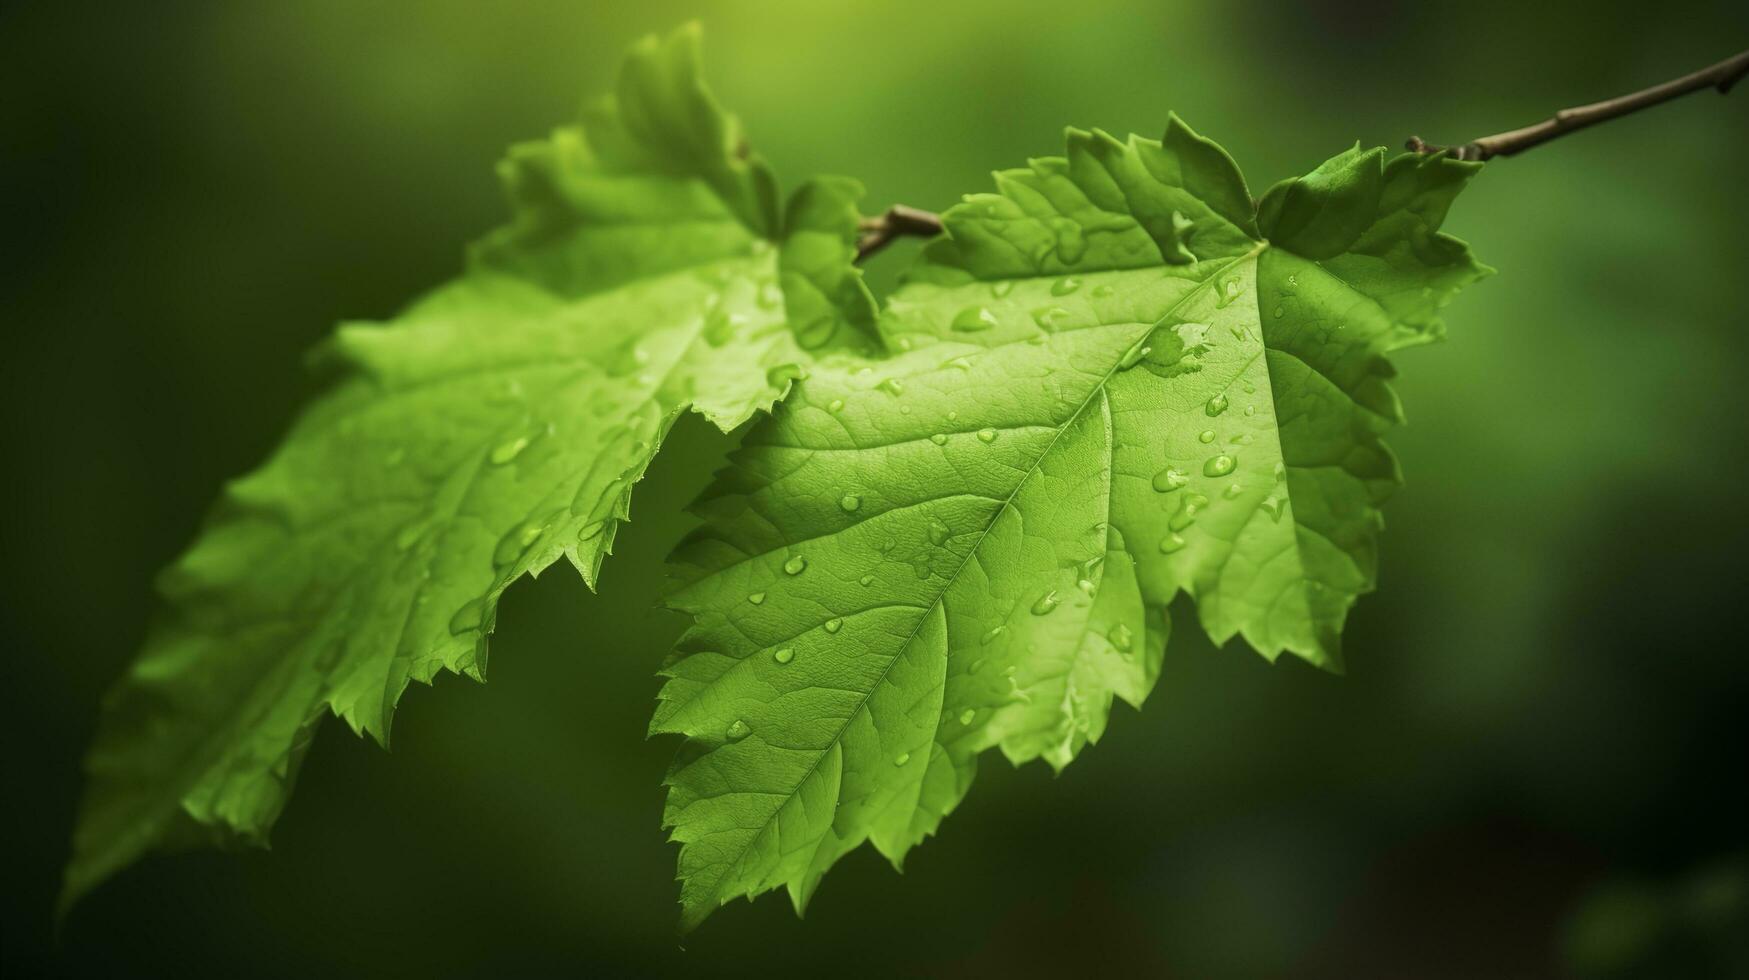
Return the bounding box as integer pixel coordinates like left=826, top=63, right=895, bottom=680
left=448, top=598, right=486, bottom=635
left=490, top=434, right=531, bottom=465
left=893, top=752, right=911, bottom=767
left=1032, top=306, right=1070, bottom=330
left=773, top=647, right=794, bottom=664
left=859, top=574, right=875, bottom=587
left=959, top=708, right=977, bottom=725
left=1198, top=429, right=1216, bottom=444
left=824, top=617, right=843, bottom=634
left=828, top=398, right=845, bottom=413
left=952, top=306, right=999, bottom=332
left=930, top=433, right=948, bottom=446
left=928, top=518, right=951, bottom=546
left=1050, top=276, right=1081, bottom=296
left=1205, top=394, right=1229, bottom=417
left=1203, top=454, right=1236, bottom=477
left=878, top=378, right=904, bottom=397
left=1169, top=493, right=1209, bottom=531
left=783, top=555, right=807, bottom=575
left=726, top=719, right=751, bottom=741
left=1107, top=623, right=1133, bottom=651
left=1158, top=533, right=1187, bottom=554
left=977, top=428, right=997, bottom=443
left=747, top=592, right=766, bottom=605
left=1151, top=467, right=1189, bottom=492
left=1261, top=496, right=1286, bottom=522
left=839, top=494, right=861, bottom=512
left=981, top=625, right=1006, bottom=646
left=1030, top=590, right=1061, bottom=615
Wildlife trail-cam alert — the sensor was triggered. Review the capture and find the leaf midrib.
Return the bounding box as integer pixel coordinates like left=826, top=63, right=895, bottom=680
left=699, top=241, right=1268, bottom=904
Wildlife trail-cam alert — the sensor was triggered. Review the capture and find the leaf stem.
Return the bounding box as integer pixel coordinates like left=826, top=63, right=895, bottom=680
left=855, top=204, right=944, bottom=262
left=1407, top=47, right=1749, bottom=161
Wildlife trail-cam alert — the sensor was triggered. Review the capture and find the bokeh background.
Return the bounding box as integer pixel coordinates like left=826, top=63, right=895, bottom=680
left=5, top=1, right=1747, bottom=976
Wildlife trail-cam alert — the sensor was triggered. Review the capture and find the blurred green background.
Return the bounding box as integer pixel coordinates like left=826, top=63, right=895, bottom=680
left=5, top=1, right=1747, bottom=976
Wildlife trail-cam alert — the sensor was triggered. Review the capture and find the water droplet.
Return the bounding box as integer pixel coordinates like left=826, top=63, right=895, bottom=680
left=981, top=625, right=1007, bottom=646
left=1151, top=467, right=1189, bottom=492
left=1272, top=306, right=1285, bottom=319
left=1078, top=578, right=1096, bottom=596
left=824, top=617, right=843, bottom=634
left=828, top=398, right=845, bottom=413
left=1169, top=493, right=1209, bottom=531
left=1244, top=404, right=1256, bottom=417
left=977, top=428, right=997, bottom=443
left=859, top=574, right=875, bottom=587
left=726, top=719, right=751, bottom=741
left=1287, top=273, right=1298, bottom=287
left=1158, top=533, right=1186, bottom=554
left=1118, top=343, right=1152, bottom=370
left=942, top=355, right=975, bottom=371
left=1261, top=496, right=1286, bottom=522
left=959, top=708, right=977, bottom=725
left=1205, top=394, right=1229, bottom=417
left=748, top=592, right=766, bottom=605
left=878, top=378, right=905, bottom=397
left=839, top=494, right=861, bottom=512
left=969, top=657, right=986, bottom=675
left=893, top=752, right=911, bottom=766
left=1050, top=276, right=1082, bottom=296
left=1032, top=306, right=1071, bottom=330
left=1198, top=429, right=1216, bottom=444
left=928, top=519, right=951, bottom=546
left=1030, top=590, right=1061, bottom=615
left=1223, top=483, right=1244, bottom=499
left=1108, top=623, right=1134, bottom=652
left=1203, top=454, right=1236, bottom=477
left=947, top=411, right=959, bottom=422
left=773, top=647, right=794, bottom=664
left=703, top=307, right=743, bottom=347
left=930, top=433, right=948, bottom=446
left=952, top=306, right=999, bottom=332
left=991, top=280, right=1016, bottom=298
left=1273, top=461, right=1287, bottom=482
left=783, top=555, right=807, bottom=575
left=448, top=598, right=486, bottom=635
left=1214, top=278, right=1242, bottom=309
left=490, top=434, right=531, bottom=465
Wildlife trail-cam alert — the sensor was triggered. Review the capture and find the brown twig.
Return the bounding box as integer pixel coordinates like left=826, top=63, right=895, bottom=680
left=1408, top=48, right=1749, bottom=161
left=856, top=204, right=944, bottom=262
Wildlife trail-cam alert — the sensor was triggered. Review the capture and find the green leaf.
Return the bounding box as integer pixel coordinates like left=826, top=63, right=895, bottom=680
left=63, top=24, right=871, bottom=910
left=656, top=116, right=1490, bottom=926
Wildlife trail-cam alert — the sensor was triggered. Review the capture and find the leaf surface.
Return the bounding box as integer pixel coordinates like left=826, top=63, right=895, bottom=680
left=64, top=24, right=872, bottom=908
left=657, top=118, right=1489, bottom=926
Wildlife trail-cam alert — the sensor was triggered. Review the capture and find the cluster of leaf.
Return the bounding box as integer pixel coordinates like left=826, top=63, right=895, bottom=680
left=65, top=24, right=1489, bottom=928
